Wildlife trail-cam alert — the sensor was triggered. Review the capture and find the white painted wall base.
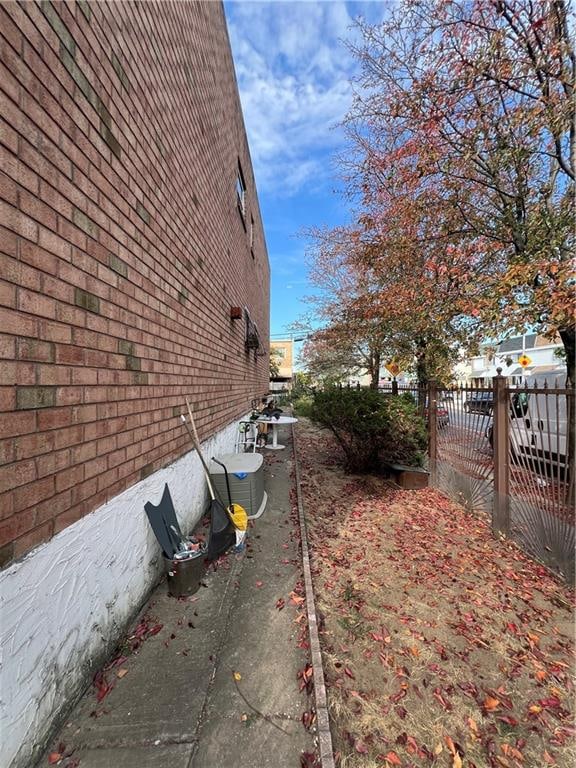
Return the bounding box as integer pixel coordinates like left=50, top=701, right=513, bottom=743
left=0, top=421, right=238, bottom=768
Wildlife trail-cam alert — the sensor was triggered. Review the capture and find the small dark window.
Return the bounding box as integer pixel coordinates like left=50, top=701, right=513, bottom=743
left=250, top=215, right=255, bottom=257
left=236, top=163, right=246, bottom=219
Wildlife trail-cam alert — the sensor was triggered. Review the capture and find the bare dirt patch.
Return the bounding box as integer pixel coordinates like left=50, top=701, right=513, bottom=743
left=296, top=418, right=575, bottom=768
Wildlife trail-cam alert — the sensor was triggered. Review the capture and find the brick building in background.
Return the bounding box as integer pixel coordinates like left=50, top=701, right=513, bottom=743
left=270, top=338, right=294, bottom=392
left=0, top=2, right=269, bottom=765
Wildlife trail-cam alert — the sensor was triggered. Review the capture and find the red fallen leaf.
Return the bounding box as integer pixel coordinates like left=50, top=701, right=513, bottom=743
left=300, top=751, right=320, bottom=768
left=497, top=715, right=519, bottom=727
left=433, top=688, right=452, bottom=711
left=539, top=696, right=561, bottom=709
left=445, top=736, right=457, bottom=755
left=396, top=665, right=410, bottom=678
left=396, top=732, right=408, bottom=746
left=385, top=751, right=402, bottom=765
left=48, top=754, right=62, bottom=765
left=148, top=623, right=163, bottom=636
left=297, top=663, right=314, bottom=693
left=290, top=591, right=305, bottom=606
left=275, top=598, right=285, bottom=610
left=93, top=671, right=113, bottom=702
left=355, top=739, right=369, bottom=754
left=255, top=580, right=264, bottom=587
left=106, top=654, right=128, bottom=670
left=543, top=750, right=557, bottom=765
left=406, top=735, right=419, bottom=754
left=389, top=687, right=408, bottom=704
left=501, top=744, right=524, bottom=762
left=420, top=744, right=434, bottom=761
left=344, top=667, right=355, bottom=679
left=301, top=710, right=316, bottom=730
left=483, top=696, right=500, bottom=712
left=395, top=706, right=408, bottom=719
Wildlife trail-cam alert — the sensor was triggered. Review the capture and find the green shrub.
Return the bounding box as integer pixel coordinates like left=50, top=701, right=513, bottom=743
left=310, top=388, right=427, bottom=473
left=292, top=394, right=314, bottom=418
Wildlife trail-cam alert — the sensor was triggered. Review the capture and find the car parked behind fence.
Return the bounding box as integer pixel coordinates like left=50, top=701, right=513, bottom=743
left=464, top=391, right=493, bottom=414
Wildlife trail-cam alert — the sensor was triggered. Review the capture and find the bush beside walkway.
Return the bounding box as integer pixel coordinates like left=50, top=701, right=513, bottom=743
left=296, top=418, right=575, bottom=768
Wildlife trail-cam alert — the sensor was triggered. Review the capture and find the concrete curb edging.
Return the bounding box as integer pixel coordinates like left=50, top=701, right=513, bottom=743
left=291, top=424, right=336, bottom=768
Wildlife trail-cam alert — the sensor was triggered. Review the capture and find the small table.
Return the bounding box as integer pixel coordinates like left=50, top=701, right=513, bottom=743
left=256, top=415, right=298, bottom=450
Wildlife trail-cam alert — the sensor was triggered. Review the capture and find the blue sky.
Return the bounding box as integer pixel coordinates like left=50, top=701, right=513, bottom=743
left=224, top=1, right=386, bottom=343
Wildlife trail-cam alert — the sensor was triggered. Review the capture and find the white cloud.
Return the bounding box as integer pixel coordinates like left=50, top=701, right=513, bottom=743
left=225, top=1, right=364, bottom=196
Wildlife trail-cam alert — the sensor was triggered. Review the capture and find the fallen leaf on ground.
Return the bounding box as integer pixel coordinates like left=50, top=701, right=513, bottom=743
left=300, top=751, right=320, bottom=768
left=290, top=591, right=305, bottom=606
left=483, top=695, right=501, bottom=712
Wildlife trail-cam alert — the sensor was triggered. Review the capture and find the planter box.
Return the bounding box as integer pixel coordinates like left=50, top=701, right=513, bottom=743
left=384, top=462, right=429, bottom=490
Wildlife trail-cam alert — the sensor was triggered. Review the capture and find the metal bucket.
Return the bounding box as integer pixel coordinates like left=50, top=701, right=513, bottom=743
left=164, top=551, right=205, bottom=597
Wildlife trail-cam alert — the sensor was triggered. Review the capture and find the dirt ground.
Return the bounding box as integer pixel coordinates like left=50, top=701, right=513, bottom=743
left=295, top=418, right=575, bottom=768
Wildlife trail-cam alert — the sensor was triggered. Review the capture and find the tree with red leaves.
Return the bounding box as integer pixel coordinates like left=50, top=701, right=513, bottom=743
left=344, top=0, right=575, bottom=383
left=301, top=226, right=393, bottom=389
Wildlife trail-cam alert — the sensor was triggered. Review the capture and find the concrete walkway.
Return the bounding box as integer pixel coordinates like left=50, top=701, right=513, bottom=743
left=39, top=431, right=315, bottom=767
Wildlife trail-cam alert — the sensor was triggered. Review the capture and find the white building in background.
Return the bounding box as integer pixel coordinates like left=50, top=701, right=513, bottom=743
left=468, top=334, right=565, bottom=385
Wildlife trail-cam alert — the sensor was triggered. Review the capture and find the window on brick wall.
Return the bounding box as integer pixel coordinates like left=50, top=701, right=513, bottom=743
left=236, top=162, right=246, bottom=222
left=250, top=214, right=255, bottom=257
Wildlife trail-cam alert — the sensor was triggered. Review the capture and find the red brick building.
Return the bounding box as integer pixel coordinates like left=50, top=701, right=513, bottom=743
left=0, top=2, right=269, bottom=765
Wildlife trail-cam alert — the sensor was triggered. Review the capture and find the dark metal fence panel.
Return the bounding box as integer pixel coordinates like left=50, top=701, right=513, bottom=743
left=433, top=384, right=494, bottom=517
left=395, top=383, right=422, bottom=402
left=506, top=381, right=574, bottom=580
left=425, top=377, right=574, bottom=582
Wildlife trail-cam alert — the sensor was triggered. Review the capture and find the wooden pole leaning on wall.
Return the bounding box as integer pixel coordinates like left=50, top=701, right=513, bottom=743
left=492, top=371, right=510, bottom=536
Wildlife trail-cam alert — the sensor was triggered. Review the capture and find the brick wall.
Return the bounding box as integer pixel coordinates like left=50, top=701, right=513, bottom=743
left=0, top=0, right=270, bottom=567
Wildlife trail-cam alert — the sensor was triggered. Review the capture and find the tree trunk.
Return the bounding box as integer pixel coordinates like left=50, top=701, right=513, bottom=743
left=415, top=338, right=428, bottom=389
left=559, top=326, right=575, bottom=387
left=559, top=326, right=575, bottom=506
left=415, top=338, right=428, bottom=417
left=370, top=350, right=381, bottom=389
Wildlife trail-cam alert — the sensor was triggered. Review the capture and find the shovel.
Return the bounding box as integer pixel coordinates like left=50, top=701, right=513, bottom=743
left=181, top=400, right=235, bottom=559
left=144, top=483, right=182, bottom=559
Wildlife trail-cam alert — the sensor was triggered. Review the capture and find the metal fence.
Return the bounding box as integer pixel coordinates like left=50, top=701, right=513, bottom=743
left=337, top=378, right=573, bottom=579
left=424, top=378, right=574, bottom=582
